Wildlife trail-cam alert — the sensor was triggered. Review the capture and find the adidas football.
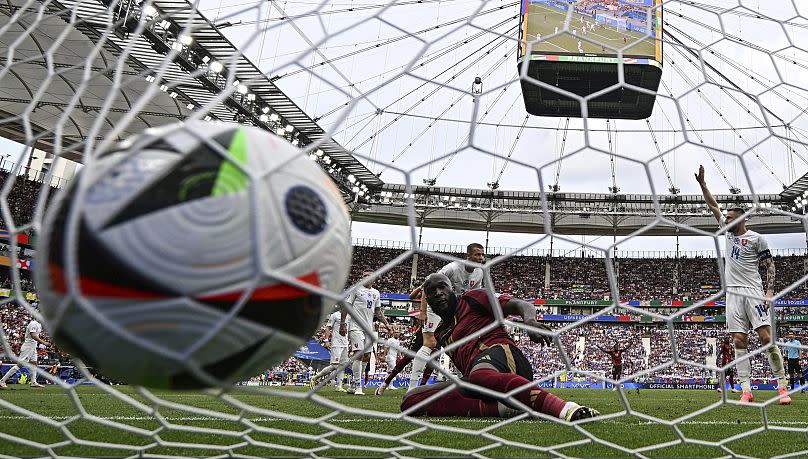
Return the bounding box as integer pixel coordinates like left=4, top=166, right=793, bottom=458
left=36, top=121, right=351, bottom=388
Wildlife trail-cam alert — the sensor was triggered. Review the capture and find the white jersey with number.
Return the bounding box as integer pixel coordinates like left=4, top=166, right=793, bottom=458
left=438, top=261, right=485, bottom=294
left=327, top=311, right=349, bottom=348
left=721, top=218, right=769, bottom=289
left=23, top=320, right=41, bottom=348
left=346, top=286, right=381, bottom=332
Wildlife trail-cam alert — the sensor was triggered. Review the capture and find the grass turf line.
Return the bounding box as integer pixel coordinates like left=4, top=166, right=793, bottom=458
left=0, top=385, right=805, bottom=457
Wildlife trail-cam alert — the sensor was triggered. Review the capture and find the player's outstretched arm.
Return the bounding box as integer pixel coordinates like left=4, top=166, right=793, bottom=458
left=374, top=305, right=392, bottom=331
left=694, top=165, right=722, bottom=222
left=503, top=298, right=552, bottom=347
left=339, top=305, right=348, bottom=336
left=762, top=257, right=776, bottom=305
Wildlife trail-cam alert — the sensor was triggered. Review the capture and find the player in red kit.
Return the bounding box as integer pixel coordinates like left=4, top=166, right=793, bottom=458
left=400, top=273, right=599, bottom=422
left=597, top=342, right=632, bottom=390
left=717, top=336, right=739, bottom=393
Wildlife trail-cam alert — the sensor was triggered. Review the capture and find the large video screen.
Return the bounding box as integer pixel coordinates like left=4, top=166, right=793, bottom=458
left=519, top=0, right=662, bottom=62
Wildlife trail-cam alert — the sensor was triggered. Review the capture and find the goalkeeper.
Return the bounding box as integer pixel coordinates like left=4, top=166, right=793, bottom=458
left=400, top=273, right=599, bottom=421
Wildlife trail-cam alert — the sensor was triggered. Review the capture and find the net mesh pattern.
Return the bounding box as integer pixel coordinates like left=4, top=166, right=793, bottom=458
left=1, top=0, right=808, bottom=457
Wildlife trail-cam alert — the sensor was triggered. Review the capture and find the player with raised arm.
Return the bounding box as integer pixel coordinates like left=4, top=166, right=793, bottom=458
left=340, top=270, right=392, bottom=395
left=696, top=165, right=790, bottom=404
left=0, top=312, right=48, bottom=389
left=407, top=243, right=486, bottom=391
left=783, top=331, right=804, bottom=393
left=597, top=342, right=632, bottom=390
left=310, top=310, right=351, bottom=392
left=716, top=336, right=739, bottom=393
left=400, top=273, right=599, bottom=421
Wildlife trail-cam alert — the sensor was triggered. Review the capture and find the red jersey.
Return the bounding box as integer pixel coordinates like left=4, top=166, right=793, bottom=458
left=434, top=289, right=515, bottom=375
left=719, top=342, right=734, bottom=365
left=606, top=350, right=622, bottom=366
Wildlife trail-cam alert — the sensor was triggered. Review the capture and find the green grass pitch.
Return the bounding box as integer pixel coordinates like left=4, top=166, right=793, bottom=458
left=524, top=2, right=656, bottom=57
left=0, top=385, right=806, bottom=457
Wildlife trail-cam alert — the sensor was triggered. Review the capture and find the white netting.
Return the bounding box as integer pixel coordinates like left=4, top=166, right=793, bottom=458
left=2, top=0, right=808, bottom=457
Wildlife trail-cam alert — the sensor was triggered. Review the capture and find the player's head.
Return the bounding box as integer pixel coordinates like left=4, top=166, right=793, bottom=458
left=423, top=272, right=456, bottom=317
left=612, top=342, right=619, bottom=351
left=362, top=269, right=374, bottom=288
left=466, top=243, right=485, bottom=264
left=788, top=331, right=795, bottom=340
left=724, top=207, right=746, bottom=229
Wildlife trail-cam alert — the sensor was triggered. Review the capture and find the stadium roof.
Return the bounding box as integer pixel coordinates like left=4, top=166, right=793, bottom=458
left=1, top=0, right=804, bottom=237
left=0, top=0, right=380, bottom=195
left=351, top=185, right=800, bottom=236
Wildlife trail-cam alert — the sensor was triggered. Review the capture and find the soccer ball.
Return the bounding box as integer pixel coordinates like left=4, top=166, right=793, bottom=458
left=35, top=121, right=351, bottom=389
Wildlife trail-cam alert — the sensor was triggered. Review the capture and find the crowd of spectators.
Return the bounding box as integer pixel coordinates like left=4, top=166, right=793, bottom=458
left=348, top=245, right=808, bottom=302
left=298, top=320, right=797, bottom=385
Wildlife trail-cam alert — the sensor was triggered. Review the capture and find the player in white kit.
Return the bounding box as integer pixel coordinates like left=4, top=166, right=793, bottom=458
left=408, top=243, right=486, bottom=391
left=339, top=270, right=392, bottom=395
left=381, top=331, right=401, bottom=390
left=310, top=311, right=351, bottom=391
left=696, top=165, right=790, bottom=404
left=0, top=315, right=48, bottom=388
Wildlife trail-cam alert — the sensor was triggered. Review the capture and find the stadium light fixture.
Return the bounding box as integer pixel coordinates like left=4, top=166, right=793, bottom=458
left=237, top=84, right=248, bottom=95
left=145, top=75, right=155, bottom=82
left=348, top=175, right=356, bottom=183
left=232, top=79, right=240, bottom=87
left=285, top=124, right=293, bottom=132
left=203, top=115, right=212, bottom=121
left=201, top=55, right=210, bottom=64
left=352, top=186, right=360, bottom=193
left=169, top=92, right=177, bottom=98
left=178, top=35, right=193, bottom=46
left=309, top=154, right=317, bottom=161
left=292, top=139, right=299, bottom=146
left=209, top=61, right=223, bottom=73
left=247, top=93, right=256, bottom=101
left=186, top=103, right=195, bottom=109
left=171, top=41, right=183, bottom=51
left=159, top=19, right=171, bottom=29
left=159, top=84, right=168, bottom=92
left=262, top=106, right=269, bottom=114
left=259, top=114, right=268, bottom=122
left=275, top=128, right=285, bottom=136
left=315, top=149, right=323, bottom=156
left=270, top=113, right=279, bottom=121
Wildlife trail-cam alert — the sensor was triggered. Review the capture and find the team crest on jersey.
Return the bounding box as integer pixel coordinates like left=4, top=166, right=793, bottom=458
left=741, top=239, right=748, bottom=246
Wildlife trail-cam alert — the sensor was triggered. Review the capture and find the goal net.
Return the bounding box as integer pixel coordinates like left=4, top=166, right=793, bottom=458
left=1, top=0, right=808, bottom=457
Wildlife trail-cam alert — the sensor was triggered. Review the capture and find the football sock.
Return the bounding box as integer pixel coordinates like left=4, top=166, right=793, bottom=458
left=735, top=348, right=752, bottom=393
left=351, top=359, right=363, bottom=388
left=408, top=346, right=431, bottom=391
left=0, top=365, right=19, bottom=383
left=468, top=368, right=567, bottom=419
left=420, top=350, right=437, bottom=385
left=312, top=364, right=337, bottom=383
left=766, top=345, right=787, bottom=388
left=400, top=386, right=499, bottom=417
left=384, top=355, right=413, bottom=386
